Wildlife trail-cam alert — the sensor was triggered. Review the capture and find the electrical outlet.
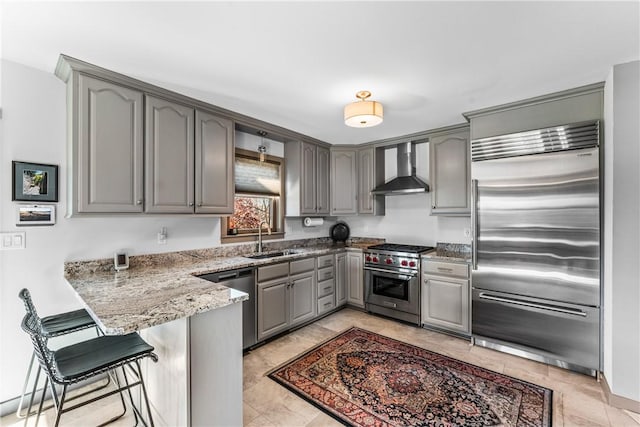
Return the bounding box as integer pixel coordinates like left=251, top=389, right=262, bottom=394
left=463, top=228, right=471, bottom=238
left=1, top=232, right=26, bottom=250
left=157, top=227, right=167, bottom=244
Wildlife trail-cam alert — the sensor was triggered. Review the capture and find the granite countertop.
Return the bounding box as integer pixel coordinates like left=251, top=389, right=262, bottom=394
left=64, top=237, right=382, bottom=335
left=422, top=243, right=472, bottom=263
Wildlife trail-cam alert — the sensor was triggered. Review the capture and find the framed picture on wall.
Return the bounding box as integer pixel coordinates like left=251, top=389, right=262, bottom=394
left=16, top=204, right=56, bottom=226
left=12, top=161, right=59, bottom=202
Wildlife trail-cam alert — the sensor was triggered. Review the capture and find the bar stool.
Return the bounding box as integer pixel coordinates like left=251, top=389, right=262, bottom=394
left=17, top=289, right=99, bottom=419
left=20, top=297, right=158, bottom=426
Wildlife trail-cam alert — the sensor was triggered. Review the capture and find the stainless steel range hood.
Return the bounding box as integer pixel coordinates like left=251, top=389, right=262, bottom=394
left=371, top=142, right=429, bottom=195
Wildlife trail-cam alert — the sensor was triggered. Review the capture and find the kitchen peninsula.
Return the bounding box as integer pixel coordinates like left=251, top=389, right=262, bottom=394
left=64, top=238, right=378, bottom=426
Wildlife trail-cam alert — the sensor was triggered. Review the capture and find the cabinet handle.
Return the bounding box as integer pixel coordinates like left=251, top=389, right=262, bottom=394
left=136, top=200, right=143, bottom=205
left=197, top=202, right=203, bottom=207
left=424, top=279, right=429, bottom=284
left=323, top=286, right=332, bottom=292
left=437, top=267, right=453, bottom=272
left=189, top=202, right=194, bottom=207
left=323, top=302, right=332, bottom=308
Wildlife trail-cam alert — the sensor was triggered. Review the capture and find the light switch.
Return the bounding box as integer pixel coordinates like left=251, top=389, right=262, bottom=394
left=0, top=232, right=26, bottom=250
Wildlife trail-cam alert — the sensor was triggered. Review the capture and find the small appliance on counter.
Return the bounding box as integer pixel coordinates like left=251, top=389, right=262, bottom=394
left=329, top=221, right=350, bottom=244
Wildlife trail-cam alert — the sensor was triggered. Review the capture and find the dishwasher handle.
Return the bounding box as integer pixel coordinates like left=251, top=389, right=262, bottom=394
left=199, top=267, right=255, bottom=283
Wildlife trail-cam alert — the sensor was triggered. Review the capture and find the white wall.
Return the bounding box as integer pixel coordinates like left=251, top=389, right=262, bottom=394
left=602, top=60, right=640, bottom=402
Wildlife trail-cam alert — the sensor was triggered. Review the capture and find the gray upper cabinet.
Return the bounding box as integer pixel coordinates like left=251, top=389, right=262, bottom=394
left=429, top=128, right=471, bottom=215
left=357, top=147, right=385, bottom=215
left=330, top=149, right=357, bottom=216
left=301, top=142, right=317, bottom=213
left=316, top=146, right=330, bottom=215
left=285, top=140, right=331, bottom=216
left=76, top=74, right=144, bottom=213
left=195, top=111, right=234, bottom=214
left=145, top=95, right=195, bottom=213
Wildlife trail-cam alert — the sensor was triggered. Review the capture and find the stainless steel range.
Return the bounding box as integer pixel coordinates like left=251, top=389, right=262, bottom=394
left=364, top=243, right=434, bottom=325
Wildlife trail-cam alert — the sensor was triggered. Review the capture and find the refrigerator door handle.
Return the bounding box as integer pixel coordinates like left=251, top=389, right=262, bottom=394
left=478, top=292, right=588, bottom=317
left=471, top=179, right=478, bottom=270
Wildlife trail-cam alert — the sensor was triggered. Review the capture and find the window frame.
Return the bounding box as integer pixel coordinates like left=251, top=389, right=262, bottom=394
left=220, top=148, right=286, bottom=244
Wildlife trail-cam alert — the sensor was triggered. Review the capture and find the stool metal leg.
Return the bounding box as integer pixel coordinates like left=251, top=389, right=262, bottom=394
left=23, top=364, right=41, bottom=427
left=16, top=352, right=36, bottom=418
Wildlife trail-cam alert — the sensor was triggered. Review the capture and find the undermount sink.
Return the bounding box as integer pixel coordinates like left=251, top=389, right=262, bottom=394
left=243, top=250, right=298, bottom=260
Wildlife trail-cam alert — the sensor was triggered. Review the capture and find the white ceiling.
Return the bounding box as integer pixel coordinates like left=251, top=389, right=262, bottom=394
left=2, top=1, right=639, bottom=144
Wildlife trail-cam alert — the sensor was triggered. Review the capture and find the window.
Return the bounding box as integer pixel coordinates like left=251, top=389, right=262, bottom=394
left=221, top=148, right=285, bottom=243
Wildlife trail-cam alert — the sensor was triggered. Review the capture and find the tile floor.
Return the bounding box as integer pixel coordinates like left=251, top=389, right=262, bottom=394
left=3, top=308, right=639, bottom=426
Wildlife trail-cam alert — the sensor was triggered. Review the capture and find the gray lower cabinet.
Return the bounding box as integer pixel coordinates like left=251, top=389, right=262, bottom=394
left=330, top=149, right=357, bottom=215
left=335, top=252, right=347, bottom=307
left=290, top=273, right=316, bottom=326
left=421, top=259, right=470, bottom=335
left=429, top=128, right=471, bottom=215
left=75, top=74, right=144, bottom=213
left=257, top=278, right=289, bottom=341
left=145, top=95, right=195, bottom=213
left=256, top=260, right=316, bottom=341
left=347, top=250, right=364, bottom=307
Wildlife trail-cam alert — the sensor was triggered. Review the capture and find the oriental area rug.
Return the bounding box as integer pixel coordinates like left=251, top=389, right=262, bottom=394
left=268, top=327, right=552, bottom=426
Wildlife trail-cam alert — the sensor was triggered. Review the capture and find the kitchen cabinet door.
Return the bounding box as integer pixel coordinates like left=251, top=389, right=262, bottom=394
left=347, top=251, right=364, bottom=307
left=316, top=145, right=331, bottom=215
left=429, top=129, right=471, bottom=215
left=290, top=274, right=316, bottom=326
left=335, top=252, right=348, bottom=307
left=257, top=280, right=289, bottom=341
left=145, top=95, right=195, bottom=213
left=300, top=142, right=318, bottom=214
left=76, top=74, right=144, bottom=213
left=422, top=259, right=470, bottom=335
left=357, top=147, right=374, bottom=214
left=330, top=149, right=357, bottom=216
left=195, top=110, right=234, bottom=214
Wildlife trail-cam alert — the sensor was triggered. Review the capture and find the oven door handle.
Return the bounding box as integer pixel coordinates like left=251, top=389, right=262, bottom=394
left=364, top=266, right=417, bottom=280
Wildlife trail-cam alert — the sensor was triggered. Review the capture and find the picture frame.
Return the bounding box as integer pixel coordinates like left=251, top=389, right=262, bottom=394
left=12, top=161, right=59, bottom=202
left=16, top=204, right=56, bottom=226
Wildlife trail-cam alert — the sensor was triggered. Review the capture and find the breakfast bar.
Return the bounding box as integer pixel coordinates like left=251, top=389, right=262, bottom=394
left=63, top=252, right=254, bottom=426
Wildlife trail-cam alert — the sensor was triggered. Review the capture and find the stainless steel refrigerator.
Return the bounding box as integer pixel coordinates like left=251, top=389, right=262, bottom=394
left=471, top=121, right=601, bottom=376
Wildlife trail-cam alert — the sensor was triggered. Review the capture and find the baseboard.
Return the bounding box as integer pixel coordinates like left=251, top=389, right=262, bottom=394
left=600, top=373, right=640, bottom=414
left=0, top=374, right=107, bottom=417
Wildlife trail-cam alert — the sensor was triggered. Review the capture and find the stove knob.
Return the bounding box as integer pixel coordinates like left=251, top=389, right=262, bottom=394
left=401, top=260, right=408, bottom=267
left=409, top=261, right=416, bottom=267
left=386, top=258, right=393, bottom=265
left=372, top=257, right=379, bottom=263
left=366, top=256, right=372, bottom=262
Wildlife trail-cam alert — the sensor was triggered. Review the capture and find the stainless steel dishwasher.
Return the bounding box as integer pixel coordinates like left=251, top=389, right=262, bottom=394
left=199, top=267, right=256, bottom=350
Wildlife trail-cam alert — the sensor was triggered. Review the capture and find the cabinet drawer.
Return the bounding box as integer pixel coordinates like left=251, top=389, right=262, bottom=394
left=317, top=278, right=335, bottom=298
left=317, top=266, right=334, bottom=282
left=422, top=260, right=469, bottom=278
left=317, top=294, right=335, bottom=315
left=317, top=254, right=334, bottom=268
left=290, top=257, right=315, bottom=275
left=257, top=263, right=289, bottom=282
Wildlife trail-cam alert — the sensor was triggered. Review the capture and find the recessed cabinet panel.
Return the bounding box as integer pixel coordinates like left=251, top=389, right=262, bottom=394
left=347, top=251, right=364, bottom=307
left=429, top=129, right=471, bottom=215
left=357, top=148, right=374, bottom=214
left=330, top=149, right=357, bottom=216
left=77, top=74, right=144, bottom=212
left=257, top=281, right=289, bottom=341
left=290, top=274, right=316, bottom=326
left=316, top=146, right=331, bottom=215
left=145, top=96, right=194, bottom=213
left=335, top=253, right=348, bottom=307
left=195, top=111, right=234, bottom=214
left=301, top=142, right=317, bottom=214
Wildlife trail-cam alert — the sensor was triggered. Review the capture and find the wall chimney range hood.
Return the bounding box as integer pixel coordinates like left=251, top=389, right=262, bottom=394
left=371, top=142, right=429, bottom=195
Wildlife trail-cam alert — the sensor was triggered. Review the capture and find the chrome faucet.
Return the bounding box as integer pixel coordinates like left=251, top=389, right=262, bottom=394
left=257, top=221, right=271, bottom=253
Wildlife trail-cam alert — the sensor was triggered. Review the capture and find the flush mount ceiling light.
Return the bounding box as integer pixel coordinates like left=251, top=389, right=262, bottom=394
left=344, top=90, right=383, bottom=128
